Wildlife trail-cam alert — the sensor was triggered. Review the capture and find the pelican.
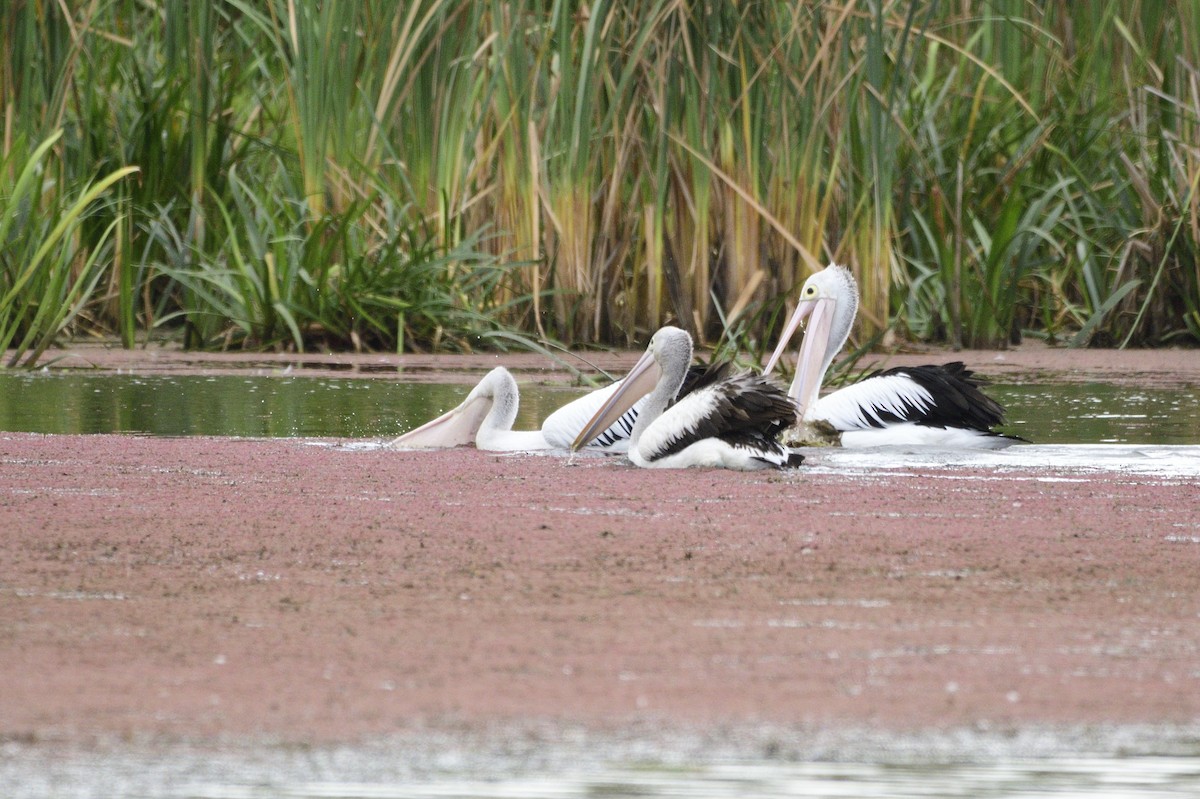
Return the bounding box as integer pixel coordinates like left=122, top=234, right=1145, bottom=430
left=763, top=264, right=1025, bottom=449
left=571, top=327, right=803, bottom=470
left=390, top=366, right=639, bottom=452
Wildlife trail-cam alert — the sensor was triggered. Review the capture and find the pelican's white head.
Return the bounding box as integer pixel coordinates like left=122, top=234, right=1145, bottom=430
left=762, top=264, right=859, bottom=419
left=570, top=326, right=693, bottom=451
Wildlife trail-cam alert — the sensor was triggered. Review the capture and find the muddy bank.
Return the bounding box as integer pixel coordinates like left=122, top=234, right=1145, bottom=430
left=3, top=432, right=1198, bottom=752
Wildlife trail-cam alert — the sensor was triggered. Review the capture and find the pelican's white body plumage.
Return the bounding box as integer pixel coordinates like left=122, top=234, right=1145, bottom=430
left=540, top=380, right=636, bottom=449
left=764, top=264, right=1023, bottom=449
left=572, top=327, right=802, bottom=470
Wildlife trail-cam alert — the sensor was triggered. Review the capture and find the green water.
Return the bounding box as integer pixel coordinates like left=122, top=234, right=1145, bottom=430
left=0, top=374, right=577, bottom=439
left=1, top=373, right=1198, bottom=444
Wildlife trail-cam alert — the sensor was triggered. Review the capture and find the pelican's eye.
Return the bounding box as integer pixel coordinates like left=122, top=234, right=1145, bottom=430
left=802, top=284, right=818, bottom=298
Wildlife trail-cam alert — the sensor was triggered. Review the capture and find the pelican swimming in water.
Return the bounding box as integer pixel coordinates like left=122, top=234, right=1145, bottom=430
left=572, top=327, right=803, bottom=470
left=763, top=264, right=1024, bottom=449
left=390, top=366, right=640, bottom=452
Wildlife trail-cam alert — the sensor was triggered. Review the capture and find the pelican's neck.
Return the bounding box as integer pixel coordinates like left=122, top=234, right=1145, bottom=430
left=474, top=369, right=556, bottom=450
left=476, top=367, right=520, bottom=439
left=830, top=268, right=859, bottom=359
left=628, top=332, right=692, bottom=447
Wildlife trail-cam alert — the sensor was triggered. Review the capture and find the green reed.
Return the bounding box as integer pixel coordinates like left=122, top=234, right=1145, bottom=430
left=1, top=0, right=1197, bottom=365
left=0, top=131, right=138, bottom=366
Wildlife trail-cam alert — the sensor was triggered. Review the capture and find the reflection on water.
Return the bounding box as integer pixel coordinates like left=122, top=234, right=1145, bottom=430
left=1000, top=383, right=1200, bottom=445
left=1, top=373, right=1198, bottom=445
left=0, top=374, right=562, bottom=439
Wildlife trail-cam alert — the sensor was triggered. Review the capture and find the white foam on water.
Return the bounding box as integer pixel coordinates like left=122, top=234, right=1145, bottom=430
left=7, top=724, right=1200, bottom=799
left=801, top=444, right=1200, bottom=479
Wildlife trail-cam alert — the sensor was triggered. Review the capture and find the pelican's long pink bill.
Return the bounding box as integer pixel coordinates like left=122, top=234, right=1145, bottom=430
left=764, top=297, right=837, bottom=418
left=570, top=349, right=662, bottom=451
left=389, top=396, right=489, bottom=449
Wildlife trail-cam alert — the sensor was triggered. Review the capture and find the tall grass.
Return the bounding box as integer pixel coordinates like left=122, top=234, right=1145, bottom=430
left=2, top=0, right=1197, bottom=366
left=1, top=131, right=138, bottom=366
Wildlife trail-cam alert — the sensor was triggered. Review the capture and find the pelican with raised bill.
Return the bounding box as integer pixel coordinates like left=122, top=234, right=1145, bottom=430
left=763, top=264, right=1026, bottom=449
left=571, top=327, right=804, bottom=470
left=390, top=366, right=639, bottom=452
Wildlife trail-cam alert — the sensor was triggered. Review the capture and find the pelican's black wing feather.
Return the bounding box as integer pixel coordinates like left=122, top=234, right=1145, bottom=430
left=854, top=362, right=1026, bottom=441
left=653, top=374, right=799, bottom=460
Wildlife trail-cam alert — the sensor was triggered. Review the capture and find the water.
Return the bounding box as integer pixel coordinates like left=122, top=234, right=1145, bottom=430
left=179, top=758, right=1200, bottom=799
left=0, top=374, right=565, bottom=438
left=999, top=383, right=1200, bottom=445
left=1, top=373, right=1199, bottom=445
left=9, top=740, right=1200, bottom=799
left=4, top=371, right=1200, bottom=798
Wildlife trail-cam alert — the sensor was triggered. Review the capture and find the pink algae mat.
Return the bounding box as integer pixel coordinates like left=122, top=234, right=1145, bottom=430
left=3, top=429, right=1198, bottom=746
